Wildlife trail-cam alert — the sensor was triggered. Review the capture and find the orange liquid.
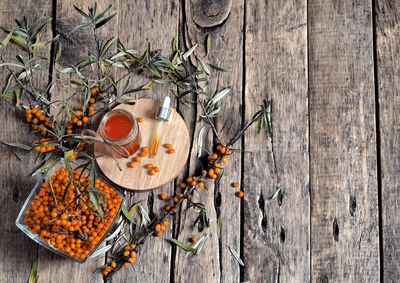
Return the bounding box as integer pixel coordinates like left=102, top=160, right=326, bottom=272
left=103, top=113, right=141, bottom=156
left=104, top=114, right=132, bottom=140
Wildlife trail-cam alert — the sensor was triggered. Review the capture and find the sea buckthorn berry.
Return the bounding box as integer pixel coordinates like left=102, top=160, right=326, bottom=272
left=216, top=144, right=222, bottom=151
left=110, top=261, right=117, bottom=268
left=212, top=174, right=218, bottom=179
left=88, top=106, right=95, bottom=113
left=90, top=86, right=99, bottom=96
left=163, top=219, right=169, bottom=227
left=128, top=161, right=136, bottom=168
left=82, top=116, right=89, bottom=123
left=173, top=197, right=179, bottom=203
left=164, top=143, right=173, bottom=149
left=76, top=120, right=83, bottom=127
left=198, top=182, right=204, bottom=189
left=145, top=163, right=153, bottom=170
left=225, top=149, right=233, bottom=155
left=129, top=243, right=136, bottom=249
left=212, top=153, right=218, bottom=159
left=153, top=166, right=159, bottom=172
left=89, top=97, right=95, bottom=104
left=208, top=169, right=214, bottom=177
left=232, top=181, right=239, bottom=188
left=190, top=236, right=197, bottom=243
left=165, top=205, right=171, bottom=211
left=221, top=157, right=228, bottom=164
left=133, top=156, right=141, bottom=162
left=128, top=257, right=135, bottom=263
left=214, top=168, right=221, bottom=174
left=190, top=180, right=197, bottom=186
left=178, top=182, right=187, bottom=189
left=124, top=246, right=130, bottom=251
left=167, top=149, right=175, bottom=154
left=123, top=262, right=130, bottom=268
left=123, top=250, right=130, bottom=257
left=137, top=117, right=144, bottom=123
left=236, top=191, right=244, bottom=198
left=160, top=193, right=167, bottom=200
left=140, top=151, right=147, bottom=157
left=219, top=147, right=226, bottom=154
left=186, top=177, right=193, bottom=183
left=155, top=224, right=162, bottom=232
left=149, top=168, right=156, bottom=175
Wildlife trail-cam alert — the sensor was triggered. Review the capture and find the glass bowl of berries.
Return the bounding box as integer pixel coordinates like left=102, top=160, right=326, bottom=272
left=15, top=159, right=124, bottom=263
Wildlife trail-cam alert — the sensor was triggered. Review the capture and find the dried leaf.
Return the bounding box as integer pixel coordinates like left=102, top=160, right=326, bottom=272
left=89, top=244, right=113, bottom=259
left=228, top=246, right=245, bottom=266
left=197, top=126, right=205, bottom=158
left=205, top=34, right=211, bottom=57
left=182, top=44, right=198, bottom=61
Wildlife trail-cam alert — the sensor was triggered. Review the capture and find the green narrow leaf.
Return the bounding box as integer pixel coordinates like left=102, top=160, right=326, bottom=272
left=170, top=238, right=195, bottom=252
left=88, top=190, right=104, bottom=220
left=121, top=205, right=135, bottom=224
left=2, top=141, right=31, bottom=151
left=95, top=13, right=117, bottom=29
left=172, top=37, right=177, bottom=52
left=0, top=31, right=13, bottom=50
left=209, top=63, right=232, bottom=72
left=27, top=259, right=38, bottom=283
left=73, top=4, right=90, bottom=18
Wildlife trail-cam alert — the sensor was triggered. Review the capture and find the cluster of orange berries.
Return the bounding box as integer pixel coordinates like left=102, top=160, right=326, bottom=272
left=205, top=143, right=232, bottom=179
left=25, top=107, right=50, bottom=136
left=153, top=219, right=170, bottom=237
left=23, top=167, right=122, bottom=260
left=102, top=243, right=137, bottom=276
left=128, top=146, right=148, bottom=167
left=65, top=86, right=99, bottom=134
left=33, top=138, right=56, bottom=153
left=144, top=163, right=159, bottom=175
left=164, top=143, right=175, bottom=154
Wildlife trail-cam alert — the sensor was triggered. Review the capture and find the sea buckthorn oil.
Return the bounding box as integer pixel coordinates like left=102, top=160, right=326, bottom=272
left=99, top=109, right=141, bottom=157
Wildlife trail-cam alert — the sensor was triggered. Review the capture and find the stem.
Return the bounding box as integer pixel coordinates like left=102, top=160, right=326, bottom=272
left=227, top=111, right=262, bottom=147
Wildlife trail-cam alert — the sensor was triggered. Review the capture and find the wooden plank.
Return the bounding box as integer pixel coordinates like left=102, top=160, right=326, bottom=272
left=174, top=0, right=244, bottom=283
left=243, top=0, right=309, bottom=282
left=110, top=1, right=179, bottom=282
left=36, top=1, right=113, bottom=282
left=309, top=0, right=380, bottom=282
left=375, top=1, right=400, bottom=281
left=0, top=1, right=52, bottom=282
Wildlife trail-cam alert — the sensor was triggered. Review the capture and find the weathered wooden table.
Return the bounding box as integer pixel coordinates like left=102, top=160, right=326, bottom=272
left=1, top=0, right=399, bottom=282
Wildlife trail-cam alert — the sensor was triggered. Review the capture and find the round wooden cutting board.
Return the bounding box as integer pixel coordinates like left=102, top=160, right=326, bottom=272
left=94, top=99, right=190, bottom=192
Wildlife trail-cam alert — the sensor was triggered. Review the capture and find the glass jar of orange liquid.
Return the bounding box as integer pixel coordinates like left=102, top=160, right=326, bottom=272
left=99, top=109, right=141, bottom=157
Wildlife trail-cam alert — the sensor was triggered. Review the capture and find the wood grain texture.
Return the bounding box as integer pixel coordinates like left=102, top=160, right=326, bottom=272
left=243, top=0, right=309, bottom=282
left=309, top=0, right=379, bottom=282
left=0, top=1, right=52, bottom=282
left=375, top=0, right=400, bottom=281
left=110, top=1, right=179, bottom=282
left=95, top=99, right=190, bottom=191
left=173, top=0, right=243, bottom=282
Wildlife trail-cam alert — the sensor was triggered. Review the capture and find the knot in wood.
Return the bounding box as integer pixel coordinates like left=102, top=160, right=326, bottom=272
left=190, top=0, right=232, bottom=28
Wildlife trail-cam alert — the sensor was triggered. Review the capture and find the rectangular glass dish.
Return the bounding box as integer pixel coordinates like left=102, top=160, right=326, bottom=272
left=16, top=158, right=124, bottom=263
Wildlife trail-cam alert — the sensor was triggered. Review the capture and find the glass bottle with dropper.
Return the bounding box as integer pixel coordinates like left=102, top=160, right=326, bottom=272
left=149, top=96, right=171, bottom=157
